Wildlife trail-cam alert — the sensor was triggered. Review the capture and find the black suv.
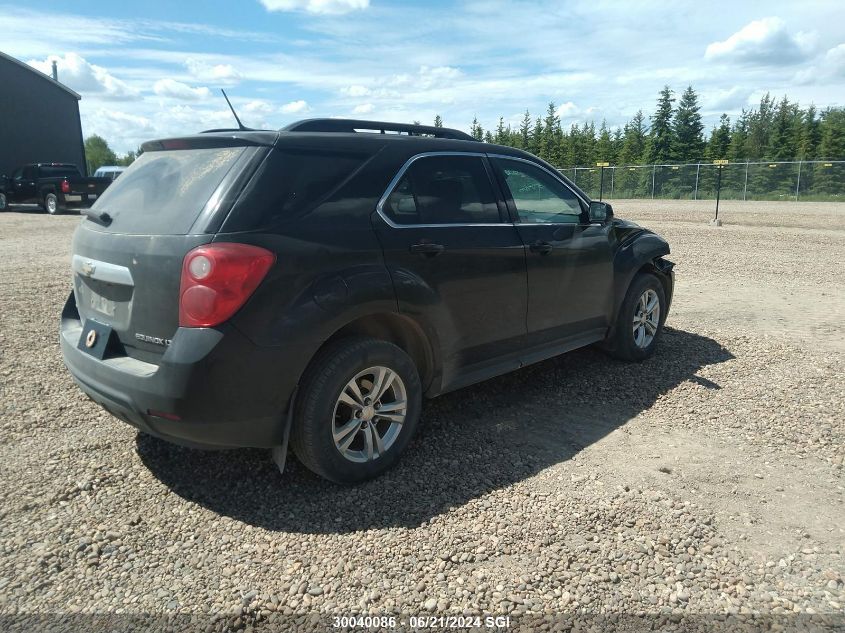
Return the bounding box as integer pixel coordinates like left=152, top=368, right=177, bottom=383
left=60, top=119, right=674, bottom=483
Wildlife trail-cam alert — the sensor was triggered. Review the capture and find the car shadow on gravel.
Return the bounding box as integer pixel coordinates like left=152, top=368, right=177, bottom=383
left=136, top=327, right=733, bottom=534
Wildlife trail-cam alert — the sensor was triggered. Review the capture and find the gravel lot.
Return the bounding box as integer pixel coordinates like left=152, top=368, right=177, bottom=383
left=0, top=200, right=843, bottom=632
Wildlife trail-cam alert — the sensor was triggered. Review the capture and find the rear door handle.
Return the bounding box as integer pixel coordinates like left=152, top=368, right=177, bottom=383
left=529, top=240, right=553, bottom=255
left=410, top=242, right=445, bottom=256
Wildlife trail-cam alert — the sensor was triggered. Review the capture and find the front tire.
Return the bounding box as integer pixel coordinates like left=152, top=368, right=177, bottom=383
left=0, top=192, right=7, bottom=210
left=604, top=273, right=667, bottom=362
left=291, top=337, right=422, bottom=484
left=44, top=193, right=60, bottom=215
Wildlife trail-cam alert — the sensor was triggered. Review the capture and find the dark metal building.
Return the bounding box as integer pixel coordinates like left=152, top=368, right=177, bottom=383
left=0, top=51, right=86, bottom=178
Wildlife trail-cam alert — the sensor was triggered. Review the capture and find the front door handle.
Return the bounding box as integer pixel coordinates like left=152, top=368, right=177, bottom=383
left=410, top=242, right=445, bottom=257
left=529, top=240, right=553, bottom=255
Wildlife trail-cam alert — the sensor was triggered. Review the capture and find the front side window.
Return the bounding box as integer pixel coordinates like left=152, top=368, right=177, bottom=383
left=493, top=158, right=583, bottom=224
left=383, top=155, right=500, bottom=225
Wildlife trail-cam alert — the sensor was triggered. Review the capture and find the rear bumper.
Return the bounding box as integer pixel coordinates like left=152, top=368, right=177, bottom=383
left=60, top=194, right=97, bottom=210
left=60, top=294, right=304, bottom=449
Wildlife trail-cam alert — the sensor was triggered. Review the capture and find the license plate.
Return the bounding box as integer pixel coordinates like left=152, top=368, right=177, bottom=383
left=89, top=292, right=115, bottom=317
left=77, top=320, right=112, bottom=360
left=65, top=195, right=81, bottom=201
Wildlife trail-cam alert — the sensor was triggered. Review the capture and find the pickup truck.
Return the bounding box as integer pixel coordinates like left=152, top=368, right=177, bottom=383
left=0, top=163, right=112, bottom=215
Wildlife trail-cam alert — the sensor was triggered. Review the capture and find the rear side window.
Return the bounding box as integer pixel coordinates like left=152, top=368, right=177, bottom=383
left=89, top=147, right=246, bottom=234
left=383, top=155, right=500, bottom=225
left=221, top=148, right=370, bottom=231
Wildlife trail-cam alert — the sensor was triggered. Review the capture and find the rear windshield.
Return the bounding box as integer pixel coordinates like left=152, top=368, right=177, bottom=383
left=40, top=165, right=80, bottom=178
left=88, top=147, right=247, bottom=234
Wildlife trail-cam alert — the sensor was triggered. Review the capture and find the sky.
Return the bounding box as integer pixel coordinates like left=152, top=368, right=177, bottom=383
left=1, top=0, right=843, bottom=154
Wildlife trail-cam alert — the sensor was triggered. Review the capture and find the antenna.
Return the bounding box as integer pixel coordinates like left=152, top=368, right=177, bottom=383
left=221, top=89, right=249, bottom=131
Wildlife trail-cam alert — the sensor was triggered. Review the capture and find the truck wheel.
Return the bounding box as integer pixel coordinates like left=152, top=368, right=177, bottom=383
left=291, top=337, right=422, bottom=484
left=603, top=273, right=667, bottom=362
left=0, top=192, right=6, bottom=210
left=44, top=193, right=61, bottom=215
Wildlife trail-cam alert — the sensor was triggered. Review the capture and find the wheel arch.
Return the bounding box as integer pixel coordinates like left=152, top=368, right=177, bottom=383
left=316, top=311, right=438, bottom=393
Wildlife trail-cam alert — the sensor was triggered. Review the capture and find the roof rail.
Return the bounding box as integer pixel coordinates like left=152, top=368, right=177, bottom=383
left=282, top=118, right=475, bottom=141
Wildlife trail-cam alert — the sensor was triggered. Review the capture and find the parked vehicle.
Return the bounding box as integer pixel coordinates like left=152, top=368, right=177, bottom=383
left=0, top=163, right=111, bottom=214
left=93, top=165, right=126, bottom=181
left=59, top=119, right=674, bottom=483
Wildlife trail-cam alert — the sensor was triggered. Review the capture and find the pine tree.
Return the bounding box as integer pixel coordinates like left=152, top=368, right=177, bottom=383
left=815, top=108, right=845, bottom=194
left=596, top=120, right=615, bottom=163
left=618, top=110, right=647, bottom=165
left=518, top=110, right=531, bottom=149
left=483, top=130, right=494, bottom=143
left=706, top=114, right=731, bottom=160
left=470, top=116, right=483, bottom=141
left=672, top=85, right=704, bottom=162
left=798, top=105, right=820, bottom=160
left=744, top=93, right=775, bottom=159
left=728, top=110, right=750, bottom=161
left=530, top=117, right=543, bottom=155
left=767, top=97, right=798, bottom=161
left=645, top=85, right=675, bottom=164
left=433, top=115, right=443, bottom=128
left=540, top=102, right=562, bottom=164
left=494, top=117, right=506, bottom=144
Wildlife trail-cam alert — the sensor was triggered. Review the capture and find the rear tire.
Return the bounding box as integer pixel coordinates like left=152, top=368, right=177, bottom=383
left=603, top=273, right=667, bottom=362
left=291, top=337, right=422, bottom=484
left=44, top=193, right=60, bottom=215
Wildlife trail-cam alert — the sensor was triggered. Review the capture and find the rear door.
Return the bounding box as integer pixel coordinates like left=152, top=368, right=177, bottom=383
left=71, top=142, right=265, bottom=363
left=14, top=166, right=37, bottom=202
left=490, top=156, right=614, bottom=344
left=373, top=153, right=527, bottom=387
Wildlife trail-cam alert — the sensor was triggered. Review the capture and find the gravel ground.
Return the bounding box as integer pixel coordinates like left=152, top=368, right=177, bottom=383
left=0, top=201, right=843, bottom=632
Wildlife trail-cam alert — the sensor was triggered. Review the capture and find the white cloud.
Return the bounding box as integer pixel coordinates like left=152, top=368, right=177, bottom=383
left=555, top=102, right=580, bottom=118
left=81, top=108, right=155, bottom=151
left=795, top=42, right=845, bottom=84
left=153, top=78, right=211, bottom=101
left=353, top=103, right=374, bottom=114
left=280, top=99, right=310, bottom=113
left=258, top=0, right=369, bottom=15
left=243, top=99, right=275, bottom=114
left=184, top=58, right=241, bottom=84
left=341, top=84, right=370, bottom=97
left=704, top=17, right=816, bottom=66
left=27, top=53, right=139, bottom=100
left=704, top=87, right=753, bottom=111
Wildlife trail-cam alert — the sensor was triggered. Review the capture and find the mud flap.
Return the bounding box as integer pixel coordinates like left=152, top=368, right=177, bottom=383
left=271, top=385, right=298, bottom=475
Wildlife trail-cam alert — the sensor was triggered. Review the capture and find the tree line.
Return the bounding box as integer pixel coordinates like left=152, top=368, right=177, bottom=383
left=432, top=86, right=845, bottom=168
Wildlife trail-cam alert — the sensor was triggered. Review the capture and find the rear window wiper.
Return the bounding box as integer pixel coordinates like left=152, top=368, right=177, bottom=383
left=82, top=208, right=113, bottom=226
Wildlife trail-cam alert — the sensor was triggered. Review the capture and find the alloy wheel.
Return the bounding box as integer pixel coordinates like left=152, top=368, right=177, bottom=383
left=332, top=366, right=407, bottom=463
left=632, top=288, right=660, bottom=348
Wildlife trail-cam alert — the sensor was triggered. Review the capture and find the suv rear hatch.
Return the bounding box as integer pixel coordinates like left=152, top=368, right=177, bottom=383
left=70, top=135, right=272, bottom=363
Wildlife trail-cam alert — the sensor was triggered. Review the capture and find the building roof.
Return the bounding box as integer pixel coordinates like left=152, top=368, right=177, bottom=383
left=0, top=51, right=81, bottom=100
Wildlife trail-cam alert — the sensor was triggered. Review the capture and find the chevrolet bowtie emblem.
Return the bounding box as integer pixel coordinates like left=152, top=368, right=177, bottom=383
left=85, top=330, right=98, bottom=348
left=81, top=261, right=96, bottom=276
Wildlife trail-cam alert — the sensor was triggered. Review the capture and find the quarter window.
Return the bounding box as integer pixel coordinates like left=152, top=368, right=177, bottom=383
left=493, top=158, right=583, bottom=224
left=383, top=155, right=500, bottom=225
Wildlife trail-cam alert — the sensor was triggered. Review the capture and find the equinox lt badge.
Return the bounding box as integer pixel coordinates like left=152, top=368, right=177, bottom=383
left=135, top=333, right=171, bottom=346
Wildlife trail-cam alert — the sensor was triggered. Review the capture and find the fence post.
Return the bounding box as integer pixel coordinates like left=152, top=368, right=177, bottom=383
left=743, top=160, right=749, bottom=201
left=651, top=164, right=656, bottom=199
left=610, top=167, right=615, bottom=198
left=694, top=162, right=701, bottom=200
left=795, top=160, right=802, bottom=201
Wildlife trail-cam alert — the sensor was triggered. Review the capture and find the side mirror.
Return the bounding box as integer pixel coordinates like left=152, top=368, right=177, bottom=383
left=589, top=201, right=613, bottom=223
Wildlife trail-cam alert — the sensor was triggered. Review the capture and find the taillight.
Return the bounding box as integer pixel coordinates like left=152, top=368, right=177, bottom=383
left=179, top=243, right=275, bottom=328
left=61, top=179, right=70, bottom=193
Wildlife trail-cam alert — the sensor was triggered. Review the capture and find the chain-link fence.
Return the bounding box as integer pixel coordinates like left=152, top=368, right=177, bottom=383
left=559, top=160, right=845, bottom=201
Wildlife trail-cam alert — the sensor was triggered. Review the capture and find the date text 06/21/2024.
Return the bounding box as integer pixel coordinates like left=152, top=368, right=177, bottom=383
left=332, top=615, right=512, bottom=629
